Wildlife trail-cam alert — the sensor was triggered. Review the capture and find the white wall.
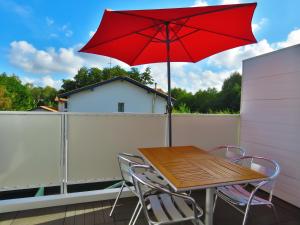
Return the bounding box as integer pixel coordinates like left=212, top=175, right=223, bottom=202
left=67, top=80, right=167, bottom=113
left=241, top=44, right=300, bottom=207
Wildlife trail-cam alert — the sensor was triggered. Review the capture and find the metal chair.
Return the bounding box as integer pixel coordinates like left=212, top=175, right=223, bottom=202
left=129, top=164, right=204, bottom=225
left=214, top=156, right=280, bottom=225
left=209, top=145, right=246, bottom=161
left=110, top=153, right=166, bottom=225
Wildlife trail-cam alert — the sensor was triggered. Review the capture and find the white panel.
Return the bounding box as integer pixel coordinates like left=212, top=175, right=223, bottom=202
left=172, top=114, right=239, bottom=149
left=243, top=72, right=300, bottom=100
left=67, top=114, right=167, bottom=183
left=242, top=99, right=300, bottom=126
left=241, top=121, right=299, bottom=153
left=241, top=44, right=300, bottom=207
left=0, top=113, right=62, bottom=190
left=243, top=44, right=300, bottom=81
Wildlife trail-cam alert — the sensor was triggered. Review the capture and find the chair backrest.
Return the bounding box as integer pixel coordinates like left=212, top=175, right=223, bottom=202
left=234, top=156, right=280, bottom=200
left=209, top=145, right=246, bottom=161
left=129, top=164, right=200, bottom=224
left=117, top=153, right=145, bottom=184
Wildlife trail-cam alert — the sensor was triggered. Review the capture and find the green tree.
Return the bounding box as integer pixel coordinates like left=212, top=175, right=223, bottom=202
left=171, top=88, right=194, bottom=111
left=59, top=66, right=154, bottom=93
left=219, top=72, right=241, bottom=112
left=0, top=85, right=12, bottom=110
left=0, top=73, right=34, bottom=110
left=193, top=88, right=219, bottom=113
left=171, top=71, right=241, bottom=114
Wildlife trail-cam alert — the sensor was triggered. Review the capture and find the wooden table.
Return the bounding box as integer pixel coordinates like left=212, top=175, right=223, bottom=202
left=138, top=146, right=267, bottom=225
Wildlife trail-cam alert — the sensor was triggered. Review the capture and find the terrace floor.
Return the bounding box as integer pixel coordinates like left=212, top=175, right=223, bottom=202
left=1, top=190, right=299, bottom=225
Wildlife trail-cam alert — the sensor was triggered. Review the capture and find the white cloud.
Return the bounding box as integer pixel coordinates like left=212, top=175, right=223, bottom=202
left=220, top=0, right=241, bottom=4
left=207, top=39, right=274, bottom=70
left=61, top=24, right=73, bottom=37
left=9, top=41, right=130, bottom=78
left=21, top=75, right=62, bottom=89
left=46, top=17, right=54, bottom=26
left=0, top=0, right=32, bottom=17
left=252, top=18, right=268, bottom=33
left=275, top=28, right=300, bottom=48
left=192, top=0, right=209, bottom=7
left=9, top=41, right=83, bottom=75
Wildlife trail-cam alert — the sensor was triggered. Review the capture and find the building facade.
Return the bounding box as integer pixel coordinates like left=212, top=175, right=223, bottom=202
left=58, top=77, right=169, bottom=113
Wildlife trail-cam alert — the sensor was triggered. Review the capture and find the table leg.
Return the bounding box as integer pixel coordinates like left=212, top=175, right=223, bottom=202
left=205, top=187, right=215, bottom=225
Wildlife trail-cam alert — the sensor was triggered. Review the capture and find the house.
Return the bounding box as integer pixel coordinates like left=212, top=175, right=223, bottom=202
left=57, top=76, right=170, bottom=113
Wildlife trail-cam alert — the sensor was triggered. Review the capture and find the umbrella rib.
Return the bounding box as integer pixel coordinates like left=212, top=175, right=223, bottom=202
left=169, top=26, right=195, bottom=62
left=135, top=32, right=165, bottom=42
left=130, top=29, right=162, bottom=65
left=172, top=22, right=255, bottom=43
left=81, top=24, right=160, bottom=51
left=170, top=29, right=200, bottom=42
left=113, top=10, right=166, bottom=23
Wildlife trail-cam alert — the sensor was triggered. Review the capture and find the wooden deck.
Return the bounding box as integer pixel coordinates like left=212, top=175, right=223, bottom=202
left=1, top=190, right=299, bottom=225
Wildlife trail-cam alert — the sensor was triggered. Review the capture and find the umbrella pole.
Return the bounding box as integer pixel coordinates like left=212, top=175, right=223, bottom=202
left=166, top=22, right=172, bottom=147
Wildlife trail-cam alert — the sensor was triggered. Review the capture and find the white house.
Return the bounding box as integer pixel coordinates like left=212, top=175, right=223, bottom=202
left=57, top=76, right=169, bottom=113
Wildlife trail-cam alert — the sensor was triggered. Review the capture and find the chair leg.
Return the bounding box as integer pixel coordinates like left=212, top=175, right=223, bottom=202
left=129, top=201, right=142, bottom=225
left=213, top=194, right=218, bottom=212
left=109, top=181, right=125, bottom=216
left=271, top=204, right=280, bottom=225
left=242, top=203, right=251, bottom=225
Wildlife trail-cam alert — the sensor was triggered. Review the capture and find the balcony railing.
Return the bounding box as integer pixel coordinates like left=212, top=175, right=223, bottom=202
left=0, top=112, right=239, bottom=213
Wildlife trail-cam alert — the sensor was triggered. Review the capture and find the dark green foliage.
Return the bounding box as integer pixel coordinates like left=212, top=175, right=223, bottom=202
left=0, top=73, right=58, bottom=111
left=29, top=85, right=58, bottom=107
left=172, top=72, right=242, bottom=113
left=0, top=73, right=34, bottom=110
left=219, top=72, right=241, bottom=112
left=59, top=66, right=153, bottom=93
left=0, top=85, right=12, bottom=110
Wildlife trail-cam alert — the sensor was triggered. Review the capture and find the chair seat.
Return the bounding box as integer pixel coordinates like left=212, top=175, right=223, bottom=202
left=145, top=193, right=201, bottom=224
left=217, top=185, right=272, bottom=206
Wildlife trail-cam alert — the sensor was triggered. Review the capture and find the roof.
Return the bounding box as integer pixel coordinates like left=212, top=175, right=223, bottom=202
left=58, top=76, right=172, bottom=100
left=55, top=97, right=68, bottom=102
left=29, top=106, right=58, bottom=112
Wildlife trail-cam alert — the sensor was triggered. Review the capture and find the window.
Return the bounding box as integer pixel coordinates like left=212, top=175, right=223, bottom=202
left=118, top=102, right=125, bottom=112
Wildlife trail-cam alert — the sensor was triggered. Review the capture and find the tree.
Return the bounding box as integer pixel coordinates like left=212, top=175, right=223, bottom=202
left=0, top=85, right=12, bottom=110
left=171, top=88, right=194, bottom=111
left=171, top=71, right=242, bottom=113
left=0, top=73, right=34, bottom=110
left=59, top=66, right=154, bottom=93
left=219, top=72, right=241, bottom=112
left=193, top=88, right=219, bottom=113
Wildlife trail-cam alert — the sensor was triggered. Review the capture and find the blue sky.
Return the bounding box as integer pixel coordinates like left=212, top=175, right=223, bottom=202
left=0, top=0, right=299, bottom=92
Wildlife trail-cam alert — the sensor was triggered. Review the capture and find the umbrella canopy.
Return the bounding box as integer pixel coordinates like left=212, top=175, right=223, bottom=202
left=80, top=3, right=257, bottom=146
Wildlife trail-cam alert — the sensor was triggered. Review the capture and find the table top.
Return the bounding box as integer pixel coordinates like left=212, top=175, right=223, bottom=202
left=138, top=146, right=267, bottom=192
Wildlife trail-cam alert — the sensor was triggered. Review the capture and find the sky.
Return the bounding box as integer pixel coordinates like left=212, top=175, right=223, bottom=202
left=0, top=0, right=299, bottom=93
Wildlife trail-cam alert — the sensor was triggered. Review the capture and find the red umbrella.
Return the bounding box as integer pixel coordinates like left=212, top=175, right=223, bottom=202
left=80, top=3, right=257, bottom=146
